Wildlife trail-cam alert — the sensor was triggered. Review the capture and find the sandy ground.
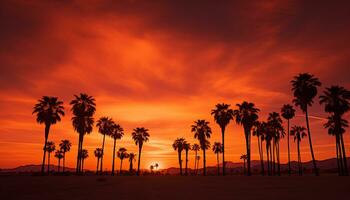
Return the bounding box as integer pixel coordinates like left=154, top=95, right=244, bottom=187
left=0, top=175, right=349, bottom=200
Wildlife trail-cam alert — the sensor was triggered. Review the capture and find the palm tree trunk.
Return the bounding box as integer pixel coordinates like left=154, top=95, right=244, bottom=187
left=120, top=159, right=123, bottom=175
left=266, top=143, right=270, bottom=176
left=257, top=136, right=263, bottom=175
left=221, top=127, right=226, bottom=176
left=137, top=146, right=142, bottom=176
left=82, top=159, right=84, bottom=173
left=243, top=160, right=246, bottom=175
left=96, top=158, right=100, bottom=174
left=340, top=133, right=348, bottom=176
left=41, top=124, right=50, bottom=174
left=185, top=150, right=188, bottom=175
left=178, top=150, right=182, bottom=175
left=47, top=153, right=51, bottom=175
left=129, top=159, right=133, bottom=172
left=76, top=133, right=83, bottom=174
left=194, top=150, right=197, bottom=175
left=298, top=141, right=302, bottom=176
left=305, top=108, right=319, bottom=176
left=217, top=152, right=220, bottom=176
left=79, top=135, right=85, bottom=173
left=112, top=139, right=116, bottom=176
left=269, top=145, right=273, bottom=175
left=277, top=142, right=281, bottom=176
left=58, top=159, right=61, bottom=173
left=100, top=134, right=106, bottom=174
left=272, top=140, right=275, bottom=176
left=244, top=129, right=251, bottom=176
left=287, top=119, right=291, bottom=175
left=203, top=149, right=206, bottom=176
left=63, top=152, right=66, bottom=173
left=335, top=136, right=342, bottom=176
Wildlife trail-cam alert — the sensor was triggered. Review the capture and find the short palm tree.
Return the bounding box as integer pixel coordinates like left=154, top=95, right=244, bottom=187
left=191, top=144, right=200, bottom=175
left=81, top=149, right=88, bottom=173
left=45, top=141, right=55, bottom=174
left=212, top=142, right=223, bottom=175
left=33, top=96, right=64, bottom=174
left=70, top=93, right=96, bottom=174
left=59, top=139, right=72, bottom=173
left=291, top=73, right=321, bottom=175
left=54, top=150, right=63, bottom=173
left=191, top=120, right=212, bottom=176
left=94, top=148, right=103, bottom=174
left=281, top=104, right=296, bottom=175
left=128, top=153, right=136, bottom=173
left=132, top=127, right=150, bottom=176
left=240, top=154, right=247, bottom=175
left=96, top=117, right=114, bottom=174
left=110, top=123, right=124, bottom=175
left=234, top=101, right=260, bottom=176
left=117, top=147, right=128, bottom=174
left=268, top=112, right=285, bottom=176
left=154, top=163, right=159, bottom=170
left=183, top=141, right=191, bottom=175
left=290, top=125, right=307, bottom=176
left=320, top=85, right=350, bottom=176
left=211, top=103, right=234, bottom=175
left=172, top=138, right=185, bottom=175
left=150, top=165, right=154, bottom=173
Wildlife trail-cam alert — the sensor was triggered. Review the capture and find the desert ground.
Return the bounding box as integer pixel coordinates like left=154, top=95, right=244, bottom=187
left=0, top=175, right=349, bottom=200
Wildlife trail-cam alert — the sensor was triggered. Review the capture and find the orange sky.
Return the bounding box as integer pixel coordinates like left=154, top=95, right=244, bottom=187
left=1, top=0, right=350, bottom=170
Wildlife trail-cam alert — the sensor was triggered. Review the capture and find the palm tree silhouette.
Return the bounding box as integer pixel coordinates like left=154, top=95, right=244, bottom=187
left=132, top=127, right=150, bottom=176
left=59, top=139, right=71, bottom=173
left=154, top=163, right=159, bottom=171
left=94, top=148, right=103, bottom=174
left=128, top=153, right=136, bottom=173
left=117, top=147, right=128, bottom=174
left=96, top=117, right=114, bottom=174
left=252, top=121, right=265, bottom=175
left=110, top=123, right=124, bottom=176
left=240, top=154, right=247, bottom=175
left=263, top=122, right=273, bottom=176
left=33, top=96, right=64, bottom=174
left=212, top=142, right=223, bottom=175
left=211, top=103, right=234, bottom=176
left=150, top=165, right=154, bottom=173
left=291, top=73, right=321, bottom=176
left=281, top=104, right=296, bottom=175
left=234, top=101, right=260, bottom=176
left=172, top=138, right=185, bottom=175
left=81, top=149, right=88, bottom=173
left=70, top=93, right=96, bottom=174
left=191, top=144, right=200, bottom=175
left=320, top=85, right=350, bottom=176
left=45, top=141, right=55, bottom=174
left=183, top=141, right=191, bottom=175
left=290, top=126, right=307, bottom=176
left=191, top=120, right=212, bottom=176
left=54, top=150, right=63, bottom=173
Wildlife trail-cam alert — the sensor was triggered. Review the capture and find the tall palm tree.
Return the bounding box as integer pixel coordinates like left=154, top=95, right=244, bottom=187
left=234, top=101, right=260, bottom=176
left=94, top=148, right=103, bottom=174
left=290, top=126, right=307, bottom=176
left=45, top=141, right=55, bottom=174
left=211, top=103, right=234, bottom=175
left=172, top=138, right=185, bottom=175
left=117, top=147, right=128, bottom=174
left=263, top=123, right=274, bottom=176
left=128, top=153, right=136, bottom=173
left=191, top=144, right=200, bottom=175
left=252, top=121, right=265, bottom=175
left=212, top=142, right=223, bottom=176
left=320, top=85, right=350, bottom=176
left=33, top=96, right=65, bottom=174
left=54, top=150, right=63, bottom=173
left=81, top=149, right=88, bottom=173
left=191, top=120, right=212, bottom=176
left=70, top=93, right=96, bottom=174
left=240, top=154, right=247, bottom=175
left=59, top=139, right=71, bottom=173
left=183, top=141, right=191, bottom=175
left=110, top=123, right=124, bottom=175
left=281, top=104, right=296, bottom=175
left=291, top=73, right=321, bottom=175
left=132, top=127, right=150, bottom=176
left=96, top=117, right=114, bottom=174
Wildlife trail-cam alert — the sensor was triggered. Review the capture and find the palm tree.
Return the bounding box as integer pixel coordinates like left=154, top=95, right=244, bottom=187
left=110, top=123, right=124, bottom=175
left=281, top=104, right=296, bottom=175
left=191, top=144, right=200, bottom=175
left=291, top=73, right=321, bottom=175
left=211, top=103, right=234, bottom=175
left=172, top=138, right=185, bottom=175
left=54, top=150, right=63, bottom=173
left=183, top=141, right=191, bottom=175
left=96, top=117, right=114, bottom=174
left=290, top=126, right=307, bottom=176
left=70, top=93, right=96, bottom=174
left=234, top=101, right=260, bottom=176
left=59, top=139, right=72, bottom=173
left=150, top=165, right=154, bottom=173
left=263, top=123, right=274, bottom=176
left=154, top=163, right=159, bottom=171
left=132, top=127, right=150, bottom=176
left=94, top=148, right=103, bottom=174
left=128, top=153, right=136, bottom=173
left=81, top=149, right=88, bottom=173
left=191, top=120, right=212, bottom=176
left=320, top=86, right=350, bottom=176
left=45, top=141, right=55, bottom=174
left=33, top=96, right=65, bottom=174
left=212, top=142, right=223, bottom=175
left=240, top=154, right=247, bottom=175
left=117, top=147, right=128, bottom=174
left=252, top=121, right=265, bottom=175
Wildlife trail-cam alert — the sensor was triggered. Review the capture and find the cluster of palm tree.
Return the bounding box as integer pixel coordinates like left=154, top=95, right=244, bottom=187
left=33, top=93, right=150, bottom=176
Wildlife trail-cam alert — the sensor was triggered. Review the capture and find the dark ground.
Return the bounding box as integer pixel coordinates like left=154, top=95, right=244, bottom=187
left=0, top=175, right=349, bottom=200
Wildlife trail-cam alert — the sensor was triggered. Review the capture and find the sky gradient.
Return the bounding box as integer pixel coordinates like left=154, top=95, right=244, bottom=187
left=1, top=0, right=350, bottom=170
